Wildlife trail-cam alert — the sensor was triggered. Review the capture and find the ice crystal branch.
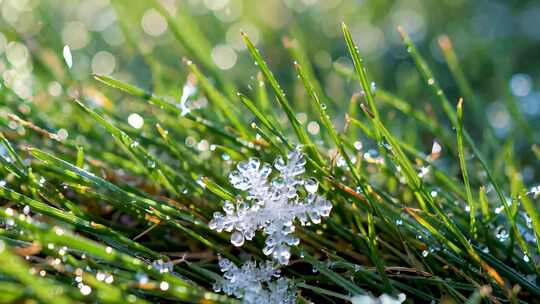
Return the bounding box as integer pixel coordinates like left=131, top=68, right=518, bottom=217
left=213, top=257, right=296, bottom=304
left=209, top=148, right=333, bottom=265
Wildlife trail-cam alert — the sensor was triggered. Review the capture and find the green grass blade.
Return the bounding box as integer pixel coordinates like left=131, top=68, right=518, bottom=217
left=456, top=99, right=477, bottom=237
left=0, top=242, right=72, bottom=304
left=241, top=31, right=324, bottom=165
left=341, top=23, right=380, bottom=140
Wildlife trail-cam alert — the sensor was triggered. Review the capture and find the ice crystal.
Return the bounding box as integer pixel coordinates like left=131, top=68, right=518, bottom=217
left=209, top=148, right=333, bottom=265
left=213, top=257, right=296, bottom=304
left=351, top=293, right=406, bottom=304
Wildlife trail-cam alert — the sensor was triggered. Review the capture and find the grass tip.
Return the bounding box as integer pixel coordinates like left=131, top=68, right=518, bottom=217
left=437, top=34, right=452, bottom=50
left=396, top=25, right=406, bottom=38
left=282, top=36, right=292, bottom=48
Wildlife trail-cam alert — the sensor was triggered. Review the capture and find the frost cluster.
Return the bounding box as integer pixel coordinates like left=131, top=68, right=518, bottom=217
left=213, top=257, right=296, bottom=304
left=209, top=148, right=333, bottom=265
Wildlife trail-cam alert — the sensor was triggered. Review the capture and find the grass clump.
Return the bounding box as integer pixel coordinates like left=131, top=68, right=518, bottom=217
left=0, top=1, right=539, bottom=303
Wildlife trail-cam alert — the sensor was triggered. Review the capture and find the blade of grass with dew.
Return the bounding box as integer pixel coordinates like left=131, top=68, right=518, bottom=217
left=27, top=147, right=237, bottom=260
left=367, top=112, right=509, bottom=295
left=295, top=61, right=393, bottom=290
left=397, top=27, right=527, bottom=264
left=0, top=242, right=72, bottom=304
left=456, top=99, right=477, bottom=238
left=237, top=92, right=289, bottom=148
left=301, top=250, right=365, bottom=296
left=72, top=99, right=181, bottom=195
left=341, top=22, right=380, bottom=140
left=93, top=75, right=245, bottom=148
left=183, top=58, right=248, bottom=137
left=0, top=208, right=238, bottom=303
left=241, top=31, right=325, bottom=166
left=0, top=185, right=162, bottom=259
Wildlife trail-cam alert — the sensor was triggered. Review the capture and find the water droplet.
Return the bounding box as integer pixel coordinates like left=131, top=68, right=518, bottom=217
left=159, top=281, right=169, bottom=291
left=79, top=284, right=92, bottom=295
left=231, top=231, right=245, bottom=247
left=304, top=178, right=319, bottom=193
left=427, top=78, right=435, bottom=85
left=370, top=81, right=377, bottom=94
left=63, top=45, right=73, bottom=69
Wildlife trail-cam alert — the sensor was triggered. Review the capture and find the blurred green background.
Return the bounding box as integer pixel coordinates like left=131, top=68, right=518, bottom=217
left=1, top=0, right=539, bottom=176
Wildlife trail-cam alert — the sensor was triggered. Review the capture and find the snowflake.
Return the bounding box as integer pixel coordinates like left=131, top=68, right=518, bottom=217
left=213, top=257, right=296, bottom=304
left=209, top=148, right=333, bottom=265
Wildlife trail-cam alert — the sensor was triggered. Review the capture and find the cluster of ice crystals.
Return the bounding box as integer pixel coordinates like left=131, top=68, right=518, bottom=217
left=213, top=257, right=296, bottom=304
left=209, top=148, right=333, bottom=265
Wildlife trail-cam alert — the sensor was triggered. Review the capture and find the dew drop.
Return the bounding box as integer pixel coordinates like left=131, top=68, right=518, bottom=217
left=159, top=281, right=169, bottom=291
left=231, top=231, right=245, bottom=247
left=63, top=45, right=73, bottom=69
left=304, top=178, right=319, bottom=193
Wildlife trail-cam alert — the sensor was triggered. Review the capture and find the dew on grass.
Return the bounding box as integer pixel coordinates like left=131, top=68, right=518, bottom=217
left=79, top=284, right=92, bottom=295
left=159, top=281, right=169, bottom=291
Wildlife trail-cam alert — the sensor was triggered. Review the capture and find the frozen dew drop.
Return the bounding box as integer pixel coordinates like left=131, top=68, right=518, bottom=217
left=422, top=250, right=429, bottom=257
left=354, top=141, right=363, bottom=151
left=22, top=205, right=30, bottom=215
left=524, top=255, right=530, bottom=262
left=427, top=78, right=435, bottom=85
left=304, top=178, right=319, bottom=193
left=230, top=231, right=245, bottom=247
left=63, top=45, right=73, bottom=69
left=370, top=81, right=377, bottom=94
left=276, top=247, right=291, bottom=265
